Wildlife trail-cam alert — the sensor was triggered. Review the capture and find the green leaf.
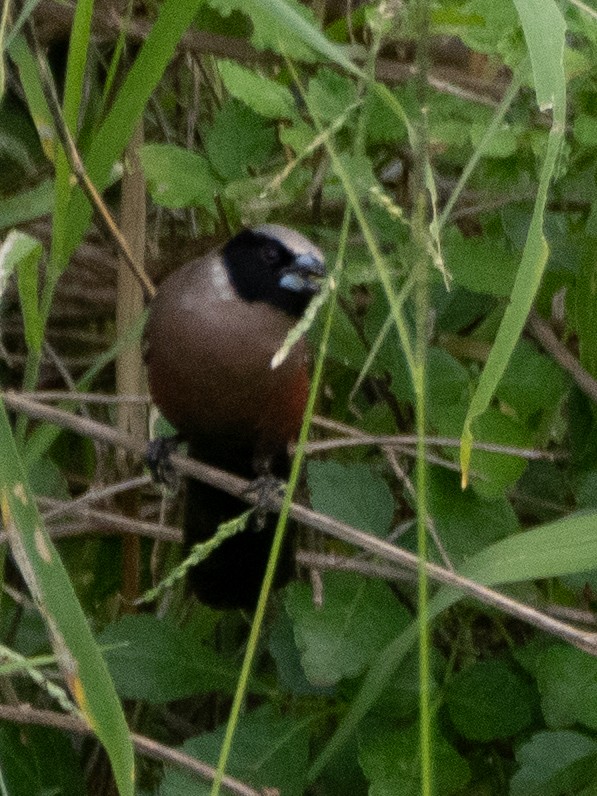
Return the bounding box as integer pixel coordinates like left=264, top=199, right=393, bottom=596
left=537, top=645, right=597, bottom=731
left=460, top=1, right=566, bottom=482
left=162, top=705, right=311, bottom=796
left=0, top=723, right=85, bottom=796
left=205, top=99, right=276, bottom=181
left=59, top=0, right=207, bottom=269
left=218, top=59, right=295, bottom=118
left=212, top=0, right=328, bottom=63
left=460, top=509, right=597, bottom=585
left=426, top=468, right=519, bottom=563
left=496, top=339, right=568, bottom=423
left=442, top=406, right=532, bottom=497
left=513, top=0, right=566, bottom=111
left=426, top=347, right=470, bottom=419
left=306, top=68, right=358, bottom=123
left=446, top=659, right=534, bottom=741
left=0, top=229, right=43, bottom=352
left=0, top=180, right=54, bottom=232
left=574, top=114, right=597, bottom=149
left=98, top=614, right=244, bottom=702
left=139, top=144, right=219, bottom=212
left=358, top=722, right=470, bottom=796
left=0, top=400, right=134, bottom=796
left=335, top=152, right=378, bottom=199
left=0, top=722, right=42, bottom=796
left=443, top=230, right=519, bottom=297
left=575, top=253, right=597, bottom=379
left=470, top=121, right=519, bottom=158
left=268, top=605, right=327, bottom=695
left=511, top=730, right=597, bottom=796
left=307, top=460, right=394, bottom=537
left=285, top=572, right=410, bottom=687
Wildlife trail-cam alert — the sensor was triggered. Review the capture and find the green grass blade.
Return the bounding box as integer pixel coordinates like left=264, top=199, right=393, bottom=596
left=460, top=2, right=566, bottom=484
left=0, top=401, right=134, bottom=796
left=50, top=0, right=95, bottom=272
left=61, top=0, right=207, bottom=267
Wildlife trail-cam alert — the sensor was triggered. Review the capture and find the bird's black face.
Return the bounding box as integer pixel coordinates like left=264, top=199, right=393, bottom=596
left=222, top=227, right=325, bottom=318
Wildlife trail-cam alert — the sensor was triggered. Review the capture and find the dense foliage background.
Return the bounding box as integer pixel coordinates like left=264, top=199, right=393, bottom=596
left=2, top=0, right=597, bottom=794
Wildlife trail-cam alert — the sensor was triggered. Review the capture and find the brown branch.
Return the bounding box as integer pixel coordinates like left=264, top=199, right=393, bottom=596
left=4, top=390, right=597, bottom=656
left=0, top=704, right=260, bottom=796
left=307, top=417, right=564, bottom=461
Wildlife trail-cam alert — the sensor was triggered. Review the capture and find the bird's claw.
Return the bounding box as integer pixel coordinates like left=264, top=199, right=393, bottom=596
left=243, top=475, right=286, bottom=530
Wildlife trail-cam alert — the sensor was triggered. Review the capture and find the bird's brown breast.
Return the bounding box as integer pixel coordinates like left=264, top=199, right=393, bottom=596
left=145, top=254, right=308, bottom=458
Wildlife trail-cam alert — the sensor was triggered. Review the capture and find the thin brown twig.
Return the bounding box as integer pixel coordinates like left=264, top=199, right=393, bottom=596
left=18, top=391, right=150, bottom=404
left=4, top=390, right=597, bottom=656
left=308, top=416, right=563, bottom=461
left=296, top=549, right=415, bottom=583
left=41, top=475, right=153, bottom=521
left=0, top=704, right=260, bottom=796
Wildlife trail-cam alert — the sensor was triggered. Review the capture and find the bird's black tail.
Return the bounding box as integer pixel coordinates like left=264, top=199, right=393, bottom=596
left=183, top=444, right=294, bottom=610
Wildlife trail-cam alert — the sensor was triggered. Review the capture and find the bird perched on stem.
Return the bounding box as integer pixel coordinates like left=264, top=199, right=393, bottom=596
left=144, top=225, right=325, bottom=609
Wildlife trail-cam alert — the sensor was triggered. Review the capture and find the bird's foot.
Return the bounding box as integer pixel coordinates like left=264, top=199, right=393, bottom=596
left=146, top=434, right=183, bottom=485
left=243, top=475, right=286, bottom=530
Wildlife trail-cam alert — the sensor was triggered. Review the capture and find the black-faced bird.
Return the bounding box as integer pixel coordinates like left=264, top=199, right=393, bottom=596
left=144, top=225, right=325, bottom=609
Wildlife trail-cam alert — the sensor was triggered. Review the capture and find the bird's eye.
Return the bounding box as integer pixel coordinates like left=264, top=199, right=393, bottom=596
left=261, top=243, right=280, bottom=265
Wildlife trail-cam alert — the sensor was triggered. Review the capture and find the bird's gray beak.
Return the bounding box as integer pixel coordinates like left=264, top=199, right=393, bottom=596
left=279, top=252, right=325, bottom=294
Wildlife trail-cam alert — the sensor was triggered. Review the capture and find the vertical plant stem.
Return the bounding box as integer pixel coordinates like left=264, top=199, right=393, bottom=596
left=210, top=213, right=349, bottom=796
left=411, top=0, right=432, bottom=792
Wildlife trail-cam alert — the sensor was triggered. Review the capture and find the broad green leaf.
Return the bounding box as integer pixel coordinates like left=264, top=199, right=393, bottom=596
left=162, top=705, right=311, bottom=796
left=511, top=730, right=597, bottom=796
left=358, top=722, right=470, bottom=796
left=0, top=723, right=42, bottom=796
left=426, top=347, right=470, bottom=419
left=460, top=510, right=597, bottom=585
left=139, top=144, right=219, bottom=212
left=425, top=468, right=519, bottom=563
left=443, top=406, right=532, bottom=497
left=268, top=605, right=327, bottom=695
left=205, top=99, right=276, bottom=181
left=470, top=121, right=519, bottom=158
left=98, top=614, right=244, bottom=702
left=310, top=509, right=597, bottom=779
left=574, top=114, right=597, bottom=149
left=218, top=59, right=295, bottom=118
left=212, top=0, right=350, bottom=67
left=0, top=723, right=85, bottom=796
left=286, top=572, right=409, bottom=687
left=0, top=401, right=134, bottom=796
left=446, top=659, right=534, bottom=741
left=306, top=68, right=358, bottom=123
left=537, top=645, right=597, bottom=731
left=307, top=461, right=394, bottom=538
left=496, top=339, right=568, bottom=422
left=443, top=230, right=519, bottom=297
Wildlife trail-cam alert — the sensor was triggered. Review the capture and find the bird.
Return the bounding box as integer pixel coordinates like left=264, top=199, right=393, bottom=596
left=144, top=224, right=325, bottom=609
